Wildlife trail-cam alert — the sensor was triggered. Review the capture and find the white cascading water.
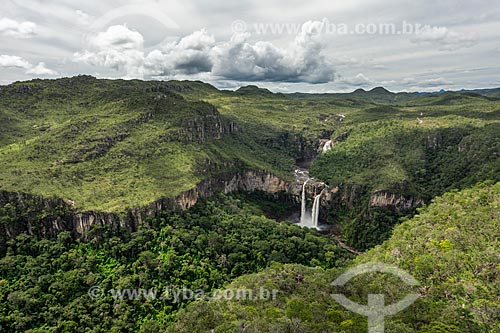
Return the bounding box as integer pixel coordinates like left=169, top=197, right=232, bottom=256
left=300, top=179, right=310, bottom=225
left=299, top=180, right=323, bottom=229
left=322, top=140, right=332, bottom=153
left=311, top=191, right=323, bottom=228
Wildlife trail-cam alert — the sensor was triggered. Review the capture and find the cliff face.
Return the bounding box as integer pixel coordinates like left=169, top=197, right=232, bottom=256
left=263, top=132, right=321, bottom=162
left=369, top=191, right=424, bottom=211
left=0, top=170, right=296, bottom=240
left=0, top=169, right=425, bottom=242
left=321, top=184, right=364, bottom=209
left=0, top=191, right=74, bottom=240
left=224, top=171, right=289, bottom=194
left=176, top=105, right=239, bottom=143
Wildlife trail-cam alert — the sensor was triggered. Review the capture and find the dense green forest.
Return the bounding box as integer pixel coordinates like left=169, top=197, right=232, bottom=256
left=171, top=182, right=500, bottom=332
left=0, top=194, right=351, bottom=332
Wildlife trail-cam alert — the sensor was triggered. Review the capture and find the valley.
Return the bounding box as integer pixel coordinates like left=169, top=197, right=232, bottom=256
left=0, top=77, right=499, bottom=332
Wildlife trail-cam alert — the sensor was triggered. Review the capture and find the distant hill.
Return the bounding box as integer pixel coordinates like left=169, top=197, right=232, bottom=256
left=459, top=87, right=500, bottom=96
left=287, top=86, right=500, bottom=105
left=235, top=85, right=276, bottom=96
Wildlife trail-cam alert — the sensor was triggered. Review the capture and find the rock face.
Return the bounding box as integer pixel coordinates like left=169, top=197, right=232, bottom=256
left=369, top=191, right=424, bottom=211
left=224, top=171, right=288, bottom=194
left=176, top=105, right=238, bottom=143
left=0, top=173, right=425, bottom=242
left=0, top=170, right=297, bottom=240
left=0, top=191, right=74, bottom=240
left=323, top=184, right=364, bottom=209
left=263, top=132, right=319, bottom=162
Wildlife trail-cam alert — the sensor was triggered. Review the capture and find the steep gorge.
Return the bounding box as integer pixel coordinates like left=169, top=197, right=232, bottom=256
left=0, top=163, right=423, bottom=244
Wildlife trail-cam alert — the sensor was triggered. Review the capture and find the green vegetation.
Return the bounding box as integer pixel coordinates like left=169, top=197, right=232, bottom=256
left=2, top=77, right=499, bottom=218
left=1, top=77, right=500, bottom=332
left=311, top=109, right=500, bottom=197
left=170, top=182, right=500, bottom=332
left=0, top=194, right=351, bottom=332
left=0, top=77, right=297, bottom=212
left=309, top=97, right=500, bottom=249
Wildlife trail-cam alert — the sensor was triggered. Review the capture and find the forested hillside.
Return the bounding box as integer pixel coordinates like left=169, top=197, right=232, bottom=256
left=1, top=77, right=500, bottom=332
left=0, top=194, right=352, bottom=332
left=170, top=182, right=500, bottom=332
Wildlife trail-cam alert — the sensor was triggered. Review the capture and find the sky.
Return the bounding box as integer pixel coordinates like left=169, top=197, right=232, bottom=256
left=1, top=0, right=500, bottom=92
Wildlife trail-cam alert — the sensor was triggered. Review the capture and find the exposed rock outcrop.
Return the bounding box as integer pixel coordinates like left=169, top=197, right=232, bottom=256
left=369, top=191, right=424, bottom=211
left=322, top=184, right=364, bottom=209
left=0, top=170, right=296, bottom=240
left=174, top=105, right=238, bottom=143
left=0, top=191, right=74, bottom=239
left=0, top=170, right=424, bottom=242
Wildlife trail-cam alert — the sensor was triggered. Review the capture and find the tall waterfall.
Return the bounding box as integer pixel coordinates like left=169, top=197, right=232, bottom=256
left=299, top=180, right=323, bottom=229
left=300, top=179, right=309, bottom=225
left=311, top=189, right=324, bottom=228
left=322, top=140, right=332, bottom=152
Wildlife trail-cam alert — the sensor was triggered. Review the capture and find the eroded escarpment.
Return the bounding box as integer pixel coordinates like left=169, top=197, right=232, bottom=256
left=0, top=169, right=425, bottom=243
left=0, top=170, right=300, bottom=240
left=0, top=129, right=425, bottom=243
left=369, top=190, right=424, bottom=211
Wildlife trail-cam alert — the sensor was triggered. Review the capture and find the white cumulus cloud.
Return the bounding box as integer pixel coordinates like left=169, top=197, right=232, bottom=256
left=74, top=25, right=145, bottom=79
left=26, top=62, right=58, bottom=76
left=0, top=55, right=58, bottom=76
left=0, top=55, right=31, bottom=68
left=210, top=21, right=335, bottom=83
left=339, top=73, right=374, bottom=87
left=145, top=29, right=215, bottom=76
left=0, top=17, right=37, bottom=38
left=75, top=22, right=335, bottom=84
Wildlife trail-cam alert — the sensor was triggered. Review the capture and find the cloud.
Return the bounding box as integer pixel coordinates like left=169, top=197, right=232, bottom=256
left=380, top=79, right=397, bottom=86
left=0, top=55, right=31, bottom=68
left=76, top=10, right=92, bottom=26
left=210, top=21, right=335, bottom=83
left=411, top=26, right=476, bottom=51
left=339, top=73, right=374, bottom=87
left=26, top=62, right=58, bottom=75
left=0, top=17, right=36, bottom=38
left=0, top=55, right=57, bottom=76
left=418, top=77, right=453, bottom=87
left=0, top=55, right=58, bottom=76
left=74, top=25, right=145, bottom=78
left=89, top=24, right=143, bottom=50
left=145, top=29, right=215, bottom=76
left=75, top=21, right=335, bottom=84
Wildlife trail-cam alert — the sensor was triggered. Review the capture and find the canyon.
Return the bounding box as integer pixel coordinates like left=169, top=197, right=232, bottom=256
left=0, top=166, right=423, bottom=241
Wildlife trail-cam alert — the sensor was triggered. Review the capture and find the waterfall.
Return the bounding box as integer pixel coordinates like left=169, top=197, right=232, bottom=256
left=300, top=179, right=309, bottom=224
left=311, top=189, right=325, bottom=228
left=299, top=180, right=323, bottom=229
left=322, top=140, right=332, bottom=153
